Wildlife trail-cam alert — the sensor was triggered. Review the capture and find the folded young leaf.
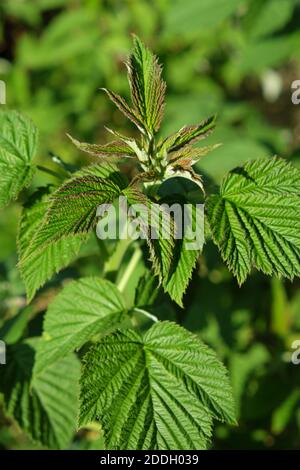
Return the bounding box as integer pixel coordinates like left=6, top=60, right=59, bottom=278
left=165, top=166, right=205, bottom=193
left=168, top=143, right=221, bottom=165
left=105, top=127, right=149, bottom=166
left=67, top=133, right=136, bottom=158
left=207, top=157, right=300, bottom=284
left=160, top=115, right=216, bottom=153
left=79, top=321, right=236, bottom=450
left=0, top=339, right=80, bottom=449
left=162, top=144, right=221, bottom=194
left=134, top=271, right=160, bottom=307
left=102, top=88, right=146, bottom=134
left=34, top=278, right=129, bottom=376
left=126, top=35, right=166, bottom=135
left=0, top=110, right=37, bottom=209
left=18, top=187, right=83, bottom=302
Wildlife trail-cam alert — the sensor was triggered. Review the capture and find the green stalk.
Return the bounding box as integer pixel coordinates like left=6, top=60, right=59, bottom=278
left=37, top=165, right=64, bottom=180
left=132, top=307, right=158, bottom=323
left=117, top=247, right=142, bottom=293
left=104, top=237, right=132, bottom=274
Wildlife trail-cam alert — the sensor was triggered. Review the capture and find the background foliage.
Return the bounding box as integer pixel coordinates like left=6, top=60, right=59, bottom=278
left=0, top=0, right=300, bottom=449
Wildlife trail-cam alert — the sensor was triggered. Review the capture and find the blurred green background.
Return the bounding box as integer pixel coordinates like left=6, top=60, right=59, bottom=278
left=0, top=0, right=300, bottom=450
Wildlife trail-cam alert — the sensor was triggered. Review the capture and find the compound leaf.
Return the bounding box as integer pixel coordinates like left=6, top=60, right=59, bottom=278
left=124, top=187, right=203, bottom=306
left=164, top=204, right=204, bottom=307
left=34, top=278, right=128, bottom=376
left=126, top=35, right=166, bottom=135
left=168, top=143, right=221, bottom=166
left=26, top=163, right=127, bottom=255
left=0, top=110, right=37, bottom=209
left=160, top=115, right=216, bottom=154
left=207, top=157, right=300, bottom=284
left=134, top=271, right=160, bottom=307
left=79, top=321, right=236, bottom=450
left=18, top=187, right=83, bottom=302
left=67, top=134, right=136, bottom=159
left=124, top=187, right=174, bottom=289
left=102, top=88, right=146, bottom=134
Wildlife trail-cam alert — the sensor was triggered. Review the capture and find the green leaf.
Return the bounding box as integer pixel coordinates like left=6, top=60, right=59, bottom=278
left=0, top=339, right=80, bottom=449
left=134, top=271, right=160, bottom=307
left=164, top=165, right=205, bottom=193
left=34, top=278, right=128, bottom=376
left=0, top=306, right=31, bottom=345
left=0, top=110, right=37, bottom=209
left=18, top=187, right=83, bottom=302
left=104, top=127, right=149, bottom=167
left=244, top=0, right=294, bottom=40
left=230, top=344, right=270, bottom=414
left=271, top=389, right=300, bottom=435
left=207, top=157, right=300, bottom=284
left=26, top=163, right=127, bottom=254
left=126, top=35, right=166, bottom=135
left=18, top=9, right=99, bottom=69
left=67, top=134, right=136, bottom=158
left=164, top=204, right=204, bottom=307
left=125, top=187, right=202, bottom=306
left=124, top=187, right=174, bottom=288
left=160, top=115, right=216, bottom=153
left=164, top=0, right=244, bottom=38
left=233, top=35, right=296, bottom=75
left=79, top=321, right=236, bottom=450
left=168, top=143, right=221, bottom=166
left=163, top=143, right=221, bottom=194
left=102, top=88, right=146, bottom=134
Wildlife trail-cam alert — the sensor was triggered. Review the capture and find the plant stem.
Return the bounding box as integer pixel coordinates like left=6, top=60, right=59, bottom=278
left=117, top=247, right=142, bottom=293
left=104, top=237, right=132, bottom=274
left=37, top=165, right=64, bottom=180
left=93, top=232, right=110, bottom=264
left=132, top=307, right=158, bottom=323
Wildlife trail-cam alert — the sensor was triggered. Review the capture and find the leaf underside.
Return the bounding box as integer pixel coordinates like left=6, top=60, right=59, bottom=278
left=67, top=134, right=137, bottom=158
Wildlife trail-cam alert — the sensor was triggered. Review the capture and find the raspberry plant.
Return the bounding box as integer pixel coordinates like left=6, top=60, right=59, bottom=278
left=0, top=36, right=299, bottom=450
